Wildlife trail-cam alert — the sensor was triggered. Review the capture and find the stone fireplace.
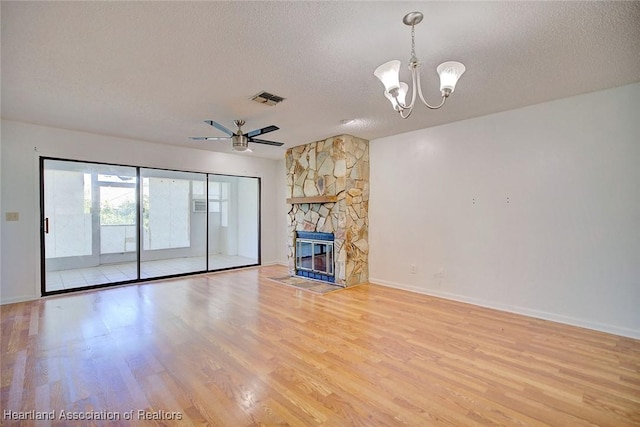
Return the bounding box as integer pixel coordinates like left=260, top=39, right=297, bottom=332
left=286, top=134, right=369, bottom=287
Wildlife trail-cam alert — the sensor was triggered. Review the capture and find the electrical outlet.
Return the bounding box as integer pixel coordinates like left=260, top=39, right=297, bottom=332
left=410, top=264, right=417, bottom=274
left=5, top=212, right=19, bottom=221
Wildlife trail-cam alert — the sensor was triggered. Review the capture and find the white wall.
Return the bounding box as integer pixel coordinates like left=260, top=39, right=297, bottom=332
left=0, top=120, right=281, bottom=304
left=0, top=128, right=3, bottom=301
left=275, top=158, right=289, bottom=265
left=369, top=83, right=640, bottom=339
left=237, top=176, right=259, bottom=259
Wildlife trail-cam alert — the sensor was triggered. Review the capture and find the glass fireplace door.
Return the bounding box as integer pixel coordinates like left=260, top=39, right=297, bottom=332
left=296, top=240, right=313, bottom=271
left=313, top=241, right=333, bottom=276
left=296, top=238, right=334, bottom=276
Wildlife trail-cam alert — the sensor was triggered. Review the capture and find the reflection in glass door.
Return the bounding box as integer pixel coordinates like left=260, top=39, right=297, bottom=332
left=42, top=159, right=137, bottom=292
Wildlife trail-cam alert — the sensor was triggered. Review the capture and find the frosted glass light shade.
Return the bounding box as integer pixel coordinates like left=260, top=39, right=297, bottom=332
left=374, top=60, right=401, bottom=93
left=384, top=82, right=408, bottom=110
left=437, top=61, right=466, bottom=94
left=232, top=135, right=249, bottom=151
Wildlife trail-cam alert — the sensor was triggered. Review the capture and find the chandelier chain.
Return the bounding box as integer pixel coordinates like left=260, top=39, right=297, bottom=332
left=410, top=24, right=417, bottom=64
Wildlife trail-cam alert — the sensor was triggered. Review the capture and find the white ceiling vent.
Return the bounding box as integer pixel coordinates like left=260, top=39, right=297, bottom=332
left=251, top=91, right=285, bottom=106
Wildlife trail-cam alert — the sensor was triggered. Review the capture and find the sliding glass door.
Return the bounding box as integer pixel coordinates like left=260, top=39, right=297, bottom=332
left=41, top=158, right=260, bottom=295
left=208, top=175, right=259, bottom=269
left=140, top=169, right=207, bottom=279
left=42, top=160, right=137, bottom=291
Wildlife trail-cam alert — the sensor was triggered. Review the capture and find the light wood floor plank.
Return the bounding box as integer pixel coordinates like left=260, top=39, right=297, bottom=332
left=1, top=265, right=639, bottom=426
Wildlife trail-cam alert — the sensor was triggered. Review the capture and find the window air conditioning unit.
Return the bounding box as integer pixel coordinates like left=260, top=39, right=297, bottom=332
left=192, top=199, right=207, bottom=213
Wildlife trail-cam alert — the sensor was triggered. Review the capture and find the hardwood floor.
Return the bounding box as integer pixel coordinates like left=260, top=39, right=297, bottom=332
left=2, top=265, right=639, bottom=426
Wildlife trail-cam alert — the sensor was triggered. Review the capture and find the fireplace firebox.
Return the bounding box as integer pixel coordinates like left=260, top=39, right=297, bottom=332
left=295, top=231, right=335, bottom=283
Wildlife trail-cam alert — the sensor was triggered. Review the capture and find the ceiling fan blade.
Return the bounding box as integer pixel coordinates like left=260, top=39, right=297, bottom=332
left=205, top=120, right=234, bottom=137
left=248, top=137, right=284, bottom=146
left=189, top=136, right=229, bottom=141
left=246, top=125, right=279, bottom=138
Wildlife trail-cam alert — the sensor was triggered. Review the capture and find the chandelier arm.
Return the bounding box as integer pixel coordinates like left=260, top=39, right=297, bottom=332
left=407, top=65, right=419, bottom=110
left=399, top=108, right=413, bottom=119
left=395, top=65, right=419, bottom=113
left=407, top=63, right=421, bottom=111
left=393, top=94, right=408, bottom=112
left=415, top=69, right=447, bottom=110
left=420, top=94, right=447, bottom=110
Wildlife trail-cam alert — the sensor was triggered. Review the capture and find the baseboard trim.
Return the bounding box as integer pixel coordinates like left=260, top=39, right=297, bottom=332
left=261, top=260, right=287, bottom=266
left=369, top=277, right=640, bottom=340
left=1, top=295, right=39, bottom=305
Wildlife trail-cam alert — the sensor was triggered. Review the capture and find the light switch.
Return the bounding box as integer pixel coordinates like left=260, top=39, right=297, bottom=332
left=6, top=212, right=19, bottom=221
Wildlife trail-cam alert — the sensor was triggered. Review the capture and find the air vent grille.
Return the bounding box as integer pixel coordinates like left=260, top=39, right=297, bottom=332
left=251, top=91, right=285, bottom=106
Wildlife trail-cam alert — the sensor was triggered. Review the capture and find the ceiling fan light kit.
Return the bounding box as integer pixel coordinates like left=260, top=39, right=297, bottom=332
left=190, top=119, right=283, bottom=152
left=374, top=11, right=466, bottom=119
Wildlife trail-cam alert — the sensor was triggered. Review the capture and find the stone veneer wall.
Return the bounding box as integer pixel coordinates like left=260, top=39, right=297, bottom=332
left=286, top=134, right=369, bottom=286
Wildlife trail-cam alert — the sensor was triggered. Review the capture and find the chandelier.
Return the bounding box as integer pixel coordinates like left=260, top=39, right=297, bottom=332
left=374, top=12, right=466, bottom=119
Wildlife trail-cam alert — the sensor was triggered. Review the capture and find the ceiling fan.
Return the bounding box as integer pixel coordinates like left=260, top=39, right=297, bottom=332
left=190, top=120, right=283, bottom=152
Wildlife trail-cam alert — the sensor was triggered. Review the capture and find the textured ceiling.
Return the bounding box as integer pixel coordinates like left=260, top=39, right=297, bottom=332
left=2, top=1, right=639, bottom=160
